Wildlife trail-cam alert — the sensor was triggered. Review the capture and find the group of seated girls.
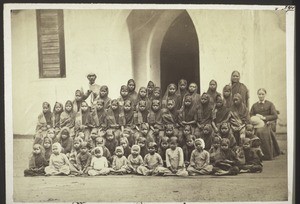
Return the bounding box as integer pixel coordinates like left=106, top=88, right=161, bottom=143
left=24, top=73, right=266, bottom=177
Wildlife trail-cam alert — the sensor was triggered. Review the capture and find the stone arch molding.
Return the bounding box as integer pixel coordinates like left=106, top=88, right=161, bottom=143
left=126, top=10, right=198, bottom=88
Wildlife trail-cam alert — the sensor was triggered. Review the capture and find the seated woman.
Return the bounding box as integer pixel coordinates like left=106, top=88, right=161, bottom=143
left=250, top=88, right=281, bottom=160
left=228, top=93, right=250, bottom=146
left=250, top=88, right=278, bottom=132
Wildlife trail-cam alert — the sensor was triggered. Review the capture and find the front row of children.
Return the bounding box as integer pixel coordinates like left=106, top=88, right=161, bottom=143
left=24, top=124, right=263, bottom=177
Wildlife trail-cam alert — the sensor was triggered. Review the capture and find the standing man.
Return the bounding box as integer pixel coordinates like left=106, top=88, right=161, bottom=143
left=86, top=73, right=101, bottom=107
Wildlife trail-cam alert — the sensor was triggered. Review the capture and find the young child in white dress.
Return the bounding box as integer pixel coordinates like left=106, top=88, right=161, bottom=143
left=45, top=143, right=70, bottom=176
left=88, top=147, right=111, bottom=176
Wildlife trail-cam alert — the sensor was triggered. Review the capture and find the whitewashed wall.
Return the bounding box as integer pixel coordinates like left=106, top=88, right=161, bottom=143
left=11, top=9, right=287, bottom=135
left=188, top=10, right=286, bottom=132
left=11, top=10, right=133, bottom=134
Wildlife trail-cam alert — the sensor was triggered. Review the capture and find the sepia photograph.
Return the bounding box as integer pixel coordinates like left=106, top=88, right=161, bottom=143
left=4, top=3, right=295, bottom=203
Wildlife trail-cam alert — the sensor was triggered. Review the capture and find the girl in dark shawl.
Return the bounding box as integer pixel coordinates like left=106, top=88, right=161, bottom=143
left=146, top=81, right=155, bottom=101
left=217, top=122, right=237, bottom=149
left=148, top=86, right=162, bottom=111
left=106, top=99, right=125, bottom=141
left=230, top=70, right=249, bottom=108
left=178, top=95, right=198, bottom=140
left=127, top=79, right=138, bottom=108
left=184, top=82, right=201, bottom=109
left=206, top=79, right=221, bottom=107
left=123, top=99, right=135, bottom=130
left=162, top=99, right=180, bottom=126
left=117, top=85, right=130, bottom=108
left=133, top=100, right=150, bottom=142
left=195, top=93, right=214, bottom=138
left=73, top=89, right=89, bottom=113
left=60, top=100, right=76, bottom=137
left=75, top=101, right=95, bottom=141
left=36, top=102, right=54, bottom=137
left=91, top=99, right=108, bottom=137
left=162, top=83, right=181, bottom=110
left=178, top=95, right=197, bottom=127
left=134, top=100, right=149, bottom=129
left=228, top=93, right=250, bottom=146
left=136, top=87, right=151, bottom=110
left=175, top=79, right=188, bottom=109
left=223, top=85, right=233, bottom=109
left=212, top=95, right=230, bottom=133
left=162, top=99, right=180, bottom=137
left=58, top=127, right=73, bottom=156
left=198, top=124, right=214, bottom=151
left=147, top=99, right=165, bottom=145
left=53, top=102, right=64, bottom=131
left=152, top=86, right=162, bottom=103
left=95, top=85, right=111, bottom=110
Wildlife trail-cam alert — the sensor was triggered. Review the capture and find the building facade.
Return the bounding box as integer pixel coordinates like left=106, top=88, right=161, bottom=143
left=11, top=9, right=287, bottom=134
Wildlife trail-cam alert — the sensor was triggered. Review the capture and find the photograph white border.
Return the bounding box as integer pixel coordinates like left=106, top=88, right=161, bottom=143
left=4, top=3, right=295, bottom=204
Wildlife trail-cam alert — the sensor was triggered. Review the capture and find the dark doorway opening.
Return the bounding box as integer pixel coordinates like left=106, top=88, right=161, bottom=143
left=160, top=11, right=200, bottom=94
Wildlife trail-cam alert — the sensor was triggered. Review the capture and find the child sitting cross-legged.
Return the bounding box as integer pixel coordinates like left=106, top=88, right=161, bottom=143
left=209, top=135, right=222, bottom=164
left=58, top=127, right=73, bottom=157
left=187, top=138, right=213, bottom=176
left=87, top=147, right=111, bottom=176
left=24, top=144, right=48, bottom=177
left=93, top=137, right=112, bottom=166
left=119, top=137, right=131, bottom=158
left=212, top=138, right=239, bottom=176
left=127, top=145, right=144, bottom=174
left=137, top=142, right=167, bottom=176
left=198, top=124, right=214, bottom=151
left=76, top=142, right=92, bottom=176
left=45, top=142, right=70, bottom=176
left=105, top=129, right=119, bottom=156
left=68, top=137, right=83, bottom=175
left=137, top=136, right=148, bottom=159
left=158, top=136, right=170, bottom=167
left=239, top=137, right=263, bottom=173
left=111, top=146, right=129, bottom=175
left=182, top=134, right=196, bottom=167
left=163, top=137, right=188, bottom=176
left=42, top=135, right=53, bottom=165
left=217, top=122, right=237, bottom=149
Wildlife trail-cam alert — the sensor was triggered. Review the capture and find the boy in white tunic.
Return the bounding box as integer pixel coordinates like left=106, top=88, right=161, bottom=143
left=88, top=147, right=111, bottom=176
left=187, top=138, right=213, bottom=175
left=137, top=142, right=167, bottom=176
left=164, top=137, right=188, bottom=176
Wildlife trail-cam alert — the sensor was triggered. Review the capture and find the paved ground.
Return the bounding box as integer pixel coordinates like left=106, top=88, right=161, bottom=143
left=12, top=135, right=288, bottom=202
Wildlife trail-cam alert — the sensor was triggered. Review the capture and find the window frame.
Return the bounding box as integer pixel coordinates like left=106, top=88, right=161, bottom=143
left=36, top=9, right=66, bottom=78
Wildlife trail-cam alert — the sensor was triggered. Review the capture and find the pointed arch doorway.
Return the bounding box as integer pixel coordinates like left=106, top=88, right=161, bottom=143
left=160, top=11, right=200, bottom=93
left=126, top=10, right=200, bottom=93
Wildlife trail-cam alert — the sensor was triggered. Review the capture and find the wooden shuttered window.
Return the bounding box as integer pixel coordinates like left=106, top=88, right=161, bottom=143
left=36, top=10, right=66, bottom=78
